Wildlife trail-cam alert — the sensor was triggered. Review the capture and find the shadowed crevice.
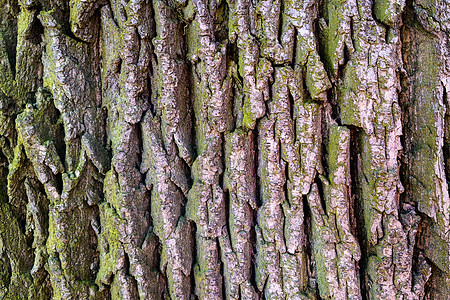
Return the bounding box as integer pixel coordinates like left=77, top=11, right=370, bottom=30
left=348, top=125, right=368, bottom=300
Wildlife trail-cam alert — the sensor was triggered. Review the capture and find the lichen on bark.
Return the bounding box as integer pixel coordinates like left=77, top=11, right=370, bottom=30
left=0, top=0, right=449, bottom=299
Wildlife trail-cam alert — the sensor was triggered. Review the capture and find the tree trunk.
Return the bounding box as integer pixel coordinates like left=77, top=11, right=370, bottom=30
left=0, top=0, right=449, bottom=299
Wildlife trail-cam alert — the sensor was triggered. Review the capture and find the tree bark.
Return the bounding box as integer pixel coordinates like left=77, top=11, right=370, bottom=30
left=0, top=0, right=449, bottom=299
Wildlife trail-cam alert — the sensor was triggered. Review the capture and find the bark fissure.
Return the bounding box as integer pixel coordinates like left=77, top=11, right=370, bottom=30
left=349, top=126, right=368, bottom=300
left=0, top=0, right=449, bottom=298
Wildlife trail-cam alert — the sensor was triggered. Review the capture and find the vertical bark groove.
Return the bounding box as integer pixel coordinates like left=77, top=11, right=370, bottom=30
left=0, top=0, right=449, bottom=299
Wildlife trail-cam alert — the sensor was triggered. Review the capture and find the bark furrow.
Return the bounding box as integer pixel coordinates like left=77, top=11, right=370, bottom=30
left=0, top=0, right=449, bottom=299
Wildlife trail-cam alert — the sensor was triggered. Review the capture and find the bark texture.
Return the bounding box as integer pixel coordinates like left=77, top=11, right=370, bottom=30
left=0, top=0, right=449, bottom=299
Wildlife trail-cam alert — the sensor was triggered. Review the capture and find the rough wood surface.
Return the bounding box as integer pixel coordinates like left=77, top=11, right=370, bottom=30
left=0, top=0, right=449, bottom=299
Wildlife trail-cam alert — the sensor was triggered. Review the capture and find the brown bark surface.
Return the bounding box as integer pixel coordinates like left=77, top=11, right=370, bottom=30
left=0, top=0, right=449, bottom=299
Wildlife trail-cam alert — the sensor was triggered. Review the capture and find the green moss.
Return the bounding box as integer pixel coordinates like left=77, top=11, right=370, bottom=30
left=304, top=54, right=331, bottom=101
left=338, top=63, right=362, bottom=127
left=319, top=0, right=347, bottom=75
left=0, top=36, right=17, bottom=98
left=373, top=0, right=404, bottom=27
left=422, top=222, right=450, bottom=274
left=184, top=14, right=200, bottom=62
left=96, top=202, right=125, bottom=286
left=17, top=9, right=33, bottom=37
left=186, top=182, right=204, bottom=225
left=0, top=200, right=33, bottom=298
left=242, top=100, right=256, bottom=130
left=309, top=217, right=332, bottom=299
